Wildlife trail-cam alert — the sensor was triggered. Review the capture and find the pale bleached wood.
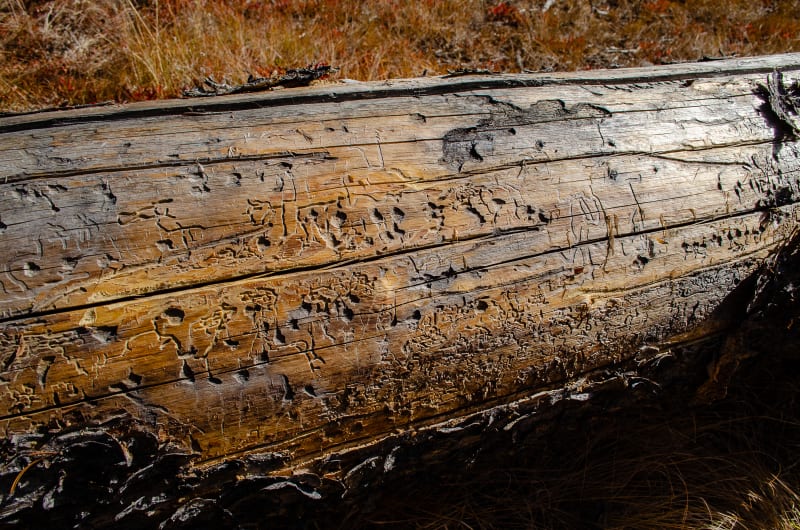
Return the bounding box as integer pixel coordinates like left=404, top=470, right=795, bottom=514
left=0, top=77, right=781, bottom=181
left=1, top=52, right=799, bottom=134
left=0, top=71, right=798, bottom=317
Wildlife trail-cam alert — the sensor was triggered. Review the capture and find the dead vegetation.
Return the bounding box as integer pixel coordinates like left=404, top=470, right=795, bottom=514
left=2, top=0, right=800, bottom=112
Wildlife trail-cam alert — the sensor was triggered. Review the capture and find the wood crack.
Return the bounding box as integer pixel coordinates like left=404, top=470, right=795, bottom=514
left=2, top=150, right=332, bottom=185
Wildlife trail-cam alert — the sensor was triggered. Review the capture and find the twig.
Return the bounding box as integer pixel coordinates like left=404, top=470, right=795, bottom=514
left=183, top=65, right=338, bottom=97
left=8, top=452, right=57, bottom=496
left=696, top=52, right=739, bottom=61
left=443, top=68, right=497, bottom=78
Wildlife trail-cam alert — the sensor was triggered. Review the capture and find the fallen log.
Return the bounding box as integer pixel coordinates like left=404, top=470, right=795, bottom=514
left=1, top=54, right=800, bottom=527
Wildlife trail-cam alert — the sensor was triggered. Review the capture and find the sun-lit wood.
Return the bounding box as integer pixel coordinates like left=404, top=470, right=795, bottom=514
left=1, top=56, right=800, bottom=515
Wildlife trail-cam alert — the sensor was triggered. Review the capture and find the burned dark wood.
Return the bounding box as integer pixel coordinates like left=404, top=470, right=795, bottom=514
left=2, top=54, right=800, bottom=527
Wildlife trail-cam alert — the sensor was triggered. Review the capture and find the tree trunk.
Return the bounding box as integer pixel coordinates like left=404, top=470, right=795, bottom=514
left=2, top=54, right=800, bottom=527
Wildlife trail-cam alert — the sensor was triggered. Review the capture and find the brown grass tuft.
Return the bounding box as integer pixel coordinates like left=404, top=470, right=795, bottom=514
left=1, top=0, right=800, bottom=112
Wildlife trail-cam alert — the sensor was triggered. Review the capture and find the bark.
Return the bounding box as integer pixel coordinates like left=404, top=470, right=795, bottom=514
left=1, top=54, right=800, bottom=527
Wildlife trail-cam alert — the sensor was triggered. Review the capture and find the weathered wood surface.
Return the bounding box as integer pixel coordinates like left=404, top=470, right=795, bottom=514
left=2, top=54, right=800, bottom=493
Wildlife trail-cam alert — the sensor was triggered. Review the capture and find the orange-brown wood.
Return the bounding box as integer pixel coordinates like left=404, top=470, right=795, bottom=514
left=2, top=54, right=800, bottom=475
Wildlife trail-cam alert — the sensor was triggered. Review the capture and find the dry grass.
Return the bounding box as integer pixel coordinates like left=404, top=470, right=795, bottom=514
left=1, top=0, right=800, bottom=112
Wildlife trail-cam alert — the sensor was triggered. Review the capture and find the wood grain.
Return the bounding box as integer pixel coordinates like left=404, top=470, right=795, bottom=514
left=1, top=55, right=800, bottom=472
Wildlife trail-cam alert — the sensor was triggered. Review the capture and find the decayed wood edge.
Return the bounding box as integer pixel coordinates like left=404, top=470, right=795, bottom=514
left=0, top=328, right=746, bottom=525
left=1, top=53, right=800, bottom=133
left=0, top=363, right=696, bottom=527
